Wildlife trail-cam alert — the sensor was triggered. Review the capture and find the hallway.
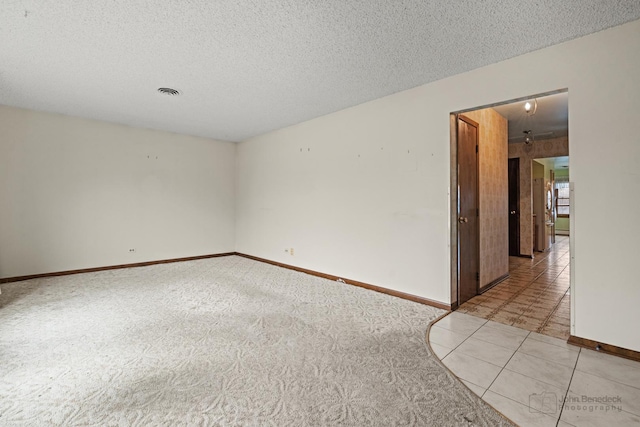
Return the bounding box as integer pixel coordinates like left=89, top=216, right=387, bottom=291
left=458, top=236, right=571, bottom=339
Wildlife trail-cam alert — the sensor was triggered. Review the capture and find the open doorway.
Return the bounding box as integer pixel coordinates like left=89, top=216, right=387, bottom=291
left=450, top=90, right=571, bottom=340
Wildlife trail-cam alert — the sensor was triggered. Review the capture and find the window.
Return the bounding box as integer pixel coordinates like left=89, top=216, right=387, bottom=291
left=555, top=177, right=570, bottom=217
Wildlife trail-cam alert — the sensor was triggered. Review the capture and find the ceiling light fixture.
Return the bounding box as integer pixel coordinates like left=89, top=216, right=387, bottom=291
left=524, top=99, right=537, bottom=115
left=523, top=130, right=534, bottom=145
left=520, top=98, right=539, bottom=145
left=157, top=87, right=181, bottom=96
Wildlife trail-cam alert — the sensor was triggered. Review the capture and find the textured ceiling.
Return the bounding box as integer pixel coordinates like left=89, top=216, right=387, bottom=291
left=1, top=1, right=639, bottom=142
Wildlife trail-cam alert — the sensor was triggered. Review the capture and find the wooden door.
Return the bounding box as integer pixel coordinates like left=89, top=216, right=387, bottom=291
left=457, top=115, right=479, bottom=305
left=508, top=158, right=520, bottom=256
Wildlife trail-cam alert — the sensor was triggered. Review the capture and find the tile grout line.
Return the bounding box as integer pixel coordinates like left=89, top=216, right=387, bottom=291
left=481, top=331, right=571, bottom=426
left=459, top=236, right=571, bottom=340
left=555, top=348, right=582, bottom=426
left=439, top=319, right=489, bottom=360
left=479, top=329, right=531, bottom=398
left=498, top=350, right=580, bottom=393
left=462, top=237, right=571, bottom=339
left=428, top=315, right=524, bottom=426
left=484, top=269, right=550, bottom=322
left=537, top=288, right=570, bottom=332
left=570, top=356, right=640, bottom=391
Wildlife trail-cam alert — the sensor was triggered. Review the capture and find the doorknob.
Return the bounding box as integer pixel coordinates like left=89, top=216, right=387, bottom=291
left=510, top=210, right=516, bottom=215
left=458, top=217, right=468, bottom=223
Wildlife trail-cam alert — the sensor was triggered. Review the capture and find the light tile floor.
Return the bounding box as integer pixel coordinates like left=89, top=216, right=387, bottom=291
left=429, top=311, right=640, bottom=426
left=458, top=236, right=571, bottom=340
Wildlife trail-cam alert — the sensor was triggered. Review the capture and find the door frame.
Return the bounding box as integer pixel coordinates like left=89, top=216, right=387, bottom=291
left=449, top=88, right=568, bottom=310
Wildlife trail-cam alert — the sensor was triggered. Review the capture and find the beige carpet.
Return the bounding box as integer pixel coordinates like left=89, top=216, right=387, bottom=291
left=0, top=256, right=513, bottom=426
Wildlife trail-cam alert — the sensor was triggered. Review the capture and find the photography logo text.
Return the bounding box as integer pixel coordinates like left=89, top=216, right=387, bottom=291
left=563, top=394, right=623, bottom=413
left=529, top=393, right=623, bottom=414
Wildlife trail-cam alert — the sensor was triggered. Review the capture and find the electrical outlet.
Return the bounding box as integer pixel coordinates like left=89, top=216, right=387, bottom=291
left=129, top=248, right=136, bottom=253
left=290, top=248, right=294, bottom=256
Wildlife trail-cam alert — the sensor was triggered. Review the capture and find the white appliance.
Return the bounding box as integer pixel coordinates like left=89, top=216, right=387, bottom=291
left=533, top=178, right=554, bottom=252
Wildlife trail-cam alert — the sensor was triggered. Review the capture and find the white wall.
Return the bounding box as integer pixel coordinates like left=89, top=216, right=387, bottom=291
left=0, top=106, right=236, bottom=278
left=236, top=94, right=451, bottom=302
left=237, top=19, right=640, bottom=352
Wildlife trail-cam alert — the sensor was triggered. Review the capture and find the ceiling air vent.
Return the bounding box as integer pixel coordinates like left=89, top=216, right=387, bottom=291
left=157, top=87, right=181, bottom=96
